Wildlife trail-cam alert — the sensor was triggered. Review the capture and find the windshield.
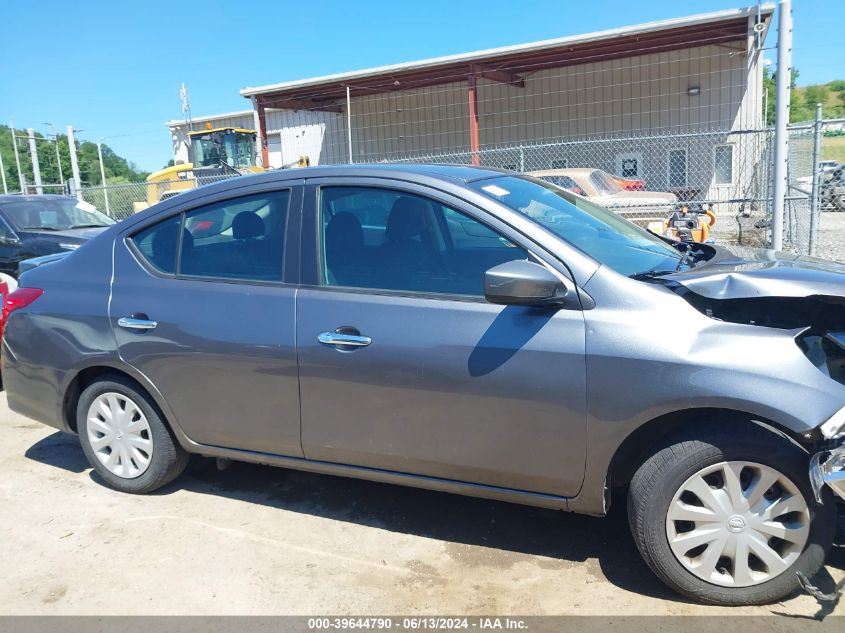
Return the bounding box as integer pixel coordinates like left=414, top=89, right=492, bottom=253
left=589, top=170, right=623, bottom=195
left=190, top=130, right=256, bottom=169
left=1, top=198, right=115, bottom=231
left=469, top=175, right=685, bottom=277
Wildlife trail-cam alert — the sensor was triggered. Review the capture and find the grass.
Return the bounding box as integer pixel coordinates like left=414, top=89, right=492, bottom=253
left=823, top=136, right=845, bottom=163
left=795, top=86, right=844, bottom=111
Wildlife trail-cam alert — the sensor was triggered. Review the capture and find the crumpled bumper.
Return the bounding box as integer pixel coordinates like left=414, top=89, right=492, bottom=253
left=810, top=442, right=845, bottom=503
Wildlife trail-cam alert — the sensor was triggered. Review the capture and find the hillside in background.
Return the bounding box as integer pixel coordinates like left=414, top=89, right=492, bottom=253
left=794, top=80, right=845, bottom=120
left=764, top=71, right=845, bottom=125
left=0, top=125, right=149, bottom=193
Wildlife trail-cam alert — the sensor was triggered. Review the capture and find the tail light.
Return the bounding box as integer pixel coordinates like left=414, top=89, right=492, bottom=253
left=2, top=288, right=44, bottom=324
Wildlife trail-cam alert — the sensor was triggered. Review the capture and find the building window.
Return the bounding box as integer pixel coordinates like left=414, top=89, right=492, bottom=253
left=621, top=159, right=638, bottom=178
left=668, top=149, right=687, bottom=188
left=615, top=153, right=642, bottom=179
left=714, top=145, right=734, bottom=185
left=550, top=159, right=568, bottom=169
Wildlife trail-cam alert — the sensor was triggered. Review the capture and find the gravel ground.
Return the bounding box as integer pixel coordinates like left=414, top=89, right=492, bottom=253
left=0, top=393, right=843, bottom=618
left=815, top=212, right=845, bottom=262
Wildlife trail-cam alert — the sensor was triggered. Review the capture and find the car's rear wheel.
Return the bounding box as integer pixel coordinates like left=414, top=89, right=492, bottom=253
left=77, top=375, right=189, bottom=493
left=627, top=425, right=836, bottom=605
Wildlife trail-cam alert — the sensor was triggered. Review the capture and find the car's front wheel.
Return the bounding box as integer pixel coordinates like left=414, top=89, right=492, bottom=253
left=77, top=375, right=189, bottom=493
left=627, top=425, right=836, bottom=605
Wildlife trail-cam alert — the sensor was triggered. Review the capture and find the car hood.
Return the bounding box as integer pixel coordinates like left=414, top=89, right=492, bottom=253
left=660, top=245, right=845, bottom=300
left=600, top=191, right=678, bottom=206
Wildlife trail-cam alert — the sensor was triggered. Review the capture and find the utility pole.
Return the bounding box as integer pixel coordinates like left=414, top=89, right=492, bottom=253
left=66, top=125, right=83, bottom=200
left=0, top=150, right=7, bottom=194
left=181, top=83, right=193, bottom=132
left=770, top=0, right=792, bottom=251
left=97, top=138, right=110, bottom=215
left=44, top=122, right=65, bottom=188
left=26, top=128, right=43, bottom=195
left=10, top=120, right=25, bottom=193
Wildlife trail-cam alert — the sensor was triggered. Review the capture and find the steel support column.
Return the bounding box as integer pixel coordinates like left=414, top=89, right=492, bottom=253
left=467, top=70, right=480, bottom=166
left=770, top=0, right=792, bottom=250
left=255, top=98, right=270, bottom=169
left=808, top=103, right=823, bottom=256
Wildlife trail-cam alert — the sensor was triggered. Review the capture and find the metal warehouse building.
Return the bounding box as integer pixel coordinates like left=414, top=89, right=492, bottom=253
left=168, top=4, right=774, bottom=209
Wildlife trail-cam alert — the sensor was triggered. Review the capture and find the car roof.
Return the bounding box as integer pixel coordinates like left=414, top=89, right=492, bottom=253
left=141, top=163, right=516, bottom=217
left=263, top=163, right=510, bottom=182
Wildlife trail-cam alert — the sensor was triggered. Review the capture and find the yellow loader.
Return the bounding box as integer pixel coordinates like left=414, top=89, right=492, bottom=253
left=139, top=126, right=264, bottom=210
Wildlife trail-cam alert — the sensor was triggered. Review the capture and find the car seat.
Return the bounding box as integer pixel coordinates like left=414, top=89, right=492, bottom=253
left=325, top=212, right=366, bottom=286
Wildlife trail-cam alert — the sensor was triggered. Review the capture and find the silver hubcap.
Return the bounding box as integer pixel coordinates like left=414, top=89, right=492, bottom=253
left=86, top=392, right=153, bottom=479
left=666, top=461, right=810, bottom=588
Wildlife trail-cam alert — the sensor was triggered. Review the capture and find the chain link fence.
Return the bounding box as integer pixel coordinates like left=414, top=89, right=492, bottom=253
left=78, top=119, right=845, bottom=258
left=373, top=126, right=774, bottom=243
left=781, top=118, right=845, bottom=257
left=79, top=174, right=239, bottom=221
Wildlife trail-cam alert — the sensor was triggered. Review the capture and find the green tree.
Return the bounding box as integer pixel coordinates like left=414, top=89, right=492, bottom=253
left=763, top=67, right=775, bottom=125
left=763, top=67, right=816, bottom=124
left=0, top=124, right=148, bottom=193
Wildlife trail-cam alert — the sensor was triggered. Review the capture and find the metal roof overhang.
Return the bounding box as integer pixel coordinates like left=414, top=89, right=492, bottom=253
left=241, top=5, right=773, bottom=110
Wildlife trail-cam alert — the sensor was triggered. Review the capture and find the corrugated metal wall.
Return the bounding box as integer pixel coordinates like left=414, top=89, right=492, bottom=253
left=264, top=109, right=346, bottom=167
left=339, top=42, right=761, bottom=162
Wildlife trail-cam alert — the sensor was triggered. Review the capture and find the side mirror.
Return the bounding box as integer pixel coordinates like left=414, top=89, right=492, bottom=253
left=0, top=235, right=19, bottom=246
left=484, top=259, right=571, bottom=308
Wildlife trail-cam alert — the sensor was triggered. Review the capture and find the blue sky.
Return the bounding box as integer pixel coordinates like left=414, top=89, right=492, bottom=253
left=1, top=0, right=841, bottom=172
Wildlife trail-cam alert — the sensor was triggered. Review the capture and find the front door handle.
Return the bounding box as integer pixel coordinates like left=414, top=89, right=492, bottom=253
left=117, top=317, right=157, bottom=331
left=318, top=331, right=371, bottom=347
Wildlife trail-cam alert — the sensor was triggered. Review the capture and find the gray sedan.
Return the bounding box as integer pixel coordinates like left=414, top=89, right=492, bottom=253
left=3, top=164, right=845, bottom=605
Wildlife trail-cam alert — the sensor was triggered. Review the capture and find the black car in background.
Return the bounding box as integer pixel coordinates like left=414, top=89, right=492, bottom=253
left=0, top=195, right=115, bottom=277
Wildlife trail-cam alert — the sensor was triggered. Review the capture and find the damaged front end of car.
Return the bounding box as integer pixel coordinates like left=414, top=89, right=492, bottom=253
left=678, top=290, right=845, bottom=503
left=650, top=247, right=845, bottom=504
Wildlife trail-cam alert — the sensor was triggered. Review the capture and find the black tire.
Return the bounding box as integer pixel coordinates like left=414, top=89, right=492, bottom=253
left=77, top=374, right=189, bottom=493
left=627, top=423, right=837, bottom=605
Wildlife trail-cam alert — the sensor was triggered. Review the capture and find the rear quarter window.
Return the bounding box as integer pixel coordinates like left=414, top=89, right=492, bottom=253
left=131, top=215, right=182, bottom=274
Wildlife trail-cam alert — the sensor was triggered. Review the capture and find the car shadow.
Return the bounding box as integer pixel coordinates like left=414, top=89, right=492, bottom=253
left=24, top=430, right=90, bottom=473
left=24, top=431, right=845, bottom=605
left=467, top=306, right=555, bottom=377
left=175, top=458, right=683, bottom=601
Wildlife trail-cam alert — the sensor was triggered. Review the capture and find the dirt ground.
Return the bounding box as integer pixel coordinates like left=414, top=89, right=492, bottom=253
left=0, top=392, right=842, bottom=618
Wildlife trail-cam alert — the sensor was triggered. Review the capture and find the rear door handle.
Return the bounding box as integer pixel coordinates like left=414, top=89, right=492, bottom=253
left=117, top=317, right=157, bottom=331
left=318, top=331, right=371, bottom=347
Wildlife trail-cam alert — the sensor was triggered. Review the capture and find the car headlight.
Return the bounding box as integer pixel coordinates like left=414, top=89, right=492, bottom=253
left=58, top=243, right=81, bottom=251
left=820, top=405, right=845, bottom=440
